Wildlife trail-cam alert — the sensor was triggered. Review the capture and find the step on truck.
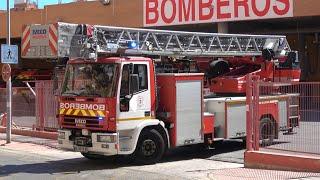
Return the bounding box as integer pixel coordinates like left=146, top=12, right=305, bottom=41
left=22, top=22, right=301, bottom=164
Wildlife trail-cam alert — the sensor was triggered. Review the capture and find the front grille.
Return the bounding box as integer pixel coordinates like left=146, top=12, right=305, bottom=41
left=62, top=117, right=103, bottom=128
left=75, top=137, right=92, bottom=146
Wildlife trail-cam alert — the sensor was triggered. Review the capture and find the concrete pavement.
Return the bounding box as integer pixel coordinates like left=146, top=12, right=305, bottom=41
left=0, top=133, right=58, bottom=148
left=1, top=133, right=320, bottom=179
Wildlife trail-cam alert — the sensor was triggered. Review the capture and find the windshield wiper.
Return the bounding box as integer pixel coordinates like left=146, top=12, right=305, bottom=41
left=62, top=92, right=80, bottom=96
left=79, top=92, right=102, bottom=97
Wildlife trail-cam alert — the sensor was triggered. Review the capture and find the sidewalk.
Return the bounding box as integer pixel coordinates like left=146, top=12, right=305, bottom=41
left=0, top=133, right=58, bottom=149
left=207, top=168, right=320, bottom=180
left=0, top=126, right=58, bottom=140
left=1, top=133, right=320, bottom=180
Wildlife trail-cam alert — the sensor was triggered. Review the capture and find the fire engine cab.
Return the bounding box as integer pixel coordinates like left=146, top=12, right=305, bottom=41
left=22, top=23, right=300, bottom=164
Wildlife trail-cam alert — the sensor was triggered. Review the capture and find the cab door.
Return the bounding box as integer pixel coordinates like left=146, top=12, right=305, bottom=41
left=117, top=62, right=152, bottom=121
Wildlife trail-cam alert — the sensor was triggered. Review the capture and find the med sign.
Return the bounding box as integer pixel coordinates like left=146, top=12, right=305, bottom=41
left=143, top=0, right=293, bottom=27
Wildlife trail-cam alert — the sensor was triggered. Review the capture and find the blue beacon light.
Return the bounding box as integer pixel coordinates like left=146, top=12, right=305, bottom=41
left=127, top=41, right=138, bottom=49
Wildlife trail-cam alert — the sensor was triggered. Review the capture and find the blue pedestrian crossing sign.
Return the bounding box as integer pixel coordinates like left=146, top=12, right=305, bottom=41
left=1, top=44, right=18, bottom=64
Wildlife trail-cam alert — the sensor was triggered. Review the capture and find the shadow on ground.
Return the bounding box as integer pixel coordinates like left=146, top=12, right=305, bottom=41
left=0, top=140, right=246, bottom=177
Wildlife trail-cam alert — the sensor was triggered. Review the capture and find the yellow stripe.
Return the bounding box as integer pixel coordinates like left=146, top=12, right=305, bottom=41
left=81, top=110, right=88, bottom=116
left=88, top=110, right=96, bottom=117
left=117, top=116, right=155, bottom=122
left=97, top=111, right=105, bottom=117
left=73, top=109, right=80, bottom=116
left=66, top=109, right=73, bottom=115
left=59, top=109, right=65, bottom=115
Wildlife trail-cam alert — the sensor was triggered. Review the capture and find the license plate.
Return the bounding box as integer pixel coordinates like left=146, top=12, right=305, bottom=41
left=74, top=146, right=88, bottom=153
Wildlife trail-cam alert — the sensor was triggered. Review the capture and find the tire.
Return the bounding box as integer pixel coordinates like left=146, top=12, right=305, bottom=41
left=242, top=138, right=247, bottom=145
left=208, top=60, right=230, bottom=78
left=134, top=129, right=165, bottom=164
left=260, top=118, right=275, bottom=145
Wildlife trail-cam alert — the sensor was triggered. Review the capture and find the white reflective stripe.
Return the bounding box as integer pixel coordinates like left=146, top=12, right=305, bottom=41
left=49, top=35, right=58, bottom=49
left=22, top=26, right=30, bottom=39
left=22, top=34, right=31, bottom=50
left=49, top=24, right=58, bottom=35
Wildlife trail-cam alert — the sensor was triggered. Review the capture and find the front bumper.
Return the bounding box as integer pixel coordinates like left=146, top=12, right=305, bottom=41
left=58, top=129, right=118, bottom=156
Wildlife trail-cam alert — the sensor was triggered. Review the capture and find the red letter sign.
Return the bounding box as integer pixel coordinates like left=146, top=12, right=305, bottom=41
left=161, top=0, right=177, bottom=24
left=273, top=0, right=290, bottom=15
left=179, top=0, right=196, bottom=22
left=145, top=0, right=159, bottom=24
left=252, top=0, right=271, bottom=17
left=217, top=0, right=231, bottom=19
left=143, top=0, right=293, bottom=27
left=199, top=0, right=214, bottom=21
left=234, top=0, right=249, bottom=18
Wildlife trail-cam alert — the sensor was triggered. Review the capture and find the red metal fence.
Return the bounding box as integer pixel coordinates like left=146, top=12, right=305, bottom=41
left=35, top=81, right=59, bottom=130
left=247, top=75, right=320, bottom=155
left=0, top=87, right=36, bottom=129
left=0, top=80, right=59, bottom=131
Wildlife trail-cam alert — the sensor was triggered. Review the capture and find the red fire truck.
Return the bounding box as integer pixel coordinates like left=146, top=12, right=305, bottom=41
left=22, top=23, right=300, bottom=164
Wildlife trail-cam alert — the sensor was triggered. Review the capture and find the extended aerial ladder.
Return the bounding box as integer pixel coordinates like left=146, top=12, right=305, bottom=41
left=22, top=22, right=300, bottom=94
left=52, top=22, right=292, bottom=59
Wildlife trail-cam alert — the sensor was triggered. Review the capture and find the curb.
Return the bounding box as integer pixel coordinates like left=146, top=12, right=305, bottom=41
left=0, top=136, right=60, bottom=149
left=0, top=127, right=58, bottom=140
left=245, top=151, right=320, bottom=173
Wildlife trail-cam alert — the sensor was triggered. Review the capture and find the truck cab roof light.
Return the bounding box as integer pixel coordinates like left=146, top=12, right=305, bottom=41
left=127, top=40, right=138, bottom=49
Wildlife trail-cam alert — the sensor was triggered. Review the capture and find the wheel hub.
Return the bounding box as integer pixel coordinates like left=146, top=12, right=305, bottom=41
left=142, top=139, right=156, bottom=156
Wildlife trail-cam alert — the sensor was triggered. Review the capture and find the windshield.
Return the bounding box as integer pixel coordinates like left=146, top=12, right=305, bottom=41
left=61, top=63, right=118, bottom=97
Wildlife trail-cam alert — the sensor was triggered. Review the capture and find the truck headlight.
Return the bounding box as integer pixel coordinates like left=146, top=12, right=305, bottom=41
left=97, top=135, right=116, bottom=143
left=58, top=131, right=65, bottom=139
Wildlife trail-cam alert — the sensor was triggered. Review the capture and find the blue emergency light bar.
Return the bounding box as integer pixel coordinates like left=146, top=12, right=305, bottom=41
left=127, top=40, right=138, bottom=49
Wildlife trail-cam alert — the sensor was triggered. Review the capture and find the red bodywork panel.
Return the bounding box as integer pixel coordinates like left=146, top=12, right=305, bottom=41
left=211, top=62, right=301, bottom=94
left=203, top=114, right=214, bottom=134
left=274, top=69, right=301, bottom=82
left=258, top=102, right=279, bottom=124
left=59, top=97, right=117, bottom=132
left=194, top=56, right=301, bottom=94
left=156, top=74, right=204, bottom=148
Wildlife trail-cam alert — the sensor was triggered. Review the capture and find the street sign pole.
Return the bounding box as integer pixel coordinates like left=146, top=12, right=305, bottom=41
left=6, top=0, right=12, bottom=144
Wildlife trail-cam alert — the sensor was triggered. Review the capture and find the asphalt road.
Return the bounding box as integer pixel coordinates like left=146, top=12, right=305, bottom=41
left=263, top=121, right=320, bottom=154
left=0, top=140, right=245, bottom=180
left=1, top=132, right=320, bottom=179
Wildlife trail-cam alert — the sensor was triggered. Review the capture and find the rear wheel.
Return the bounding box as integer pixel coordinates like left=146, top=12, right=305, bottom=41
left=208, top=60, right=230, bottom=78
left=260, top=118, right=275, bottom=146
left=134, top=129, right=165, bottom=164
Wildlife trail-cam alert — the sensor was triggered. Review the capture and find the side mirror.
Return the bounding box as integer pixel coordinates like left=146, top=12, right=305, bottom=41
left=130, top=74, right=140, bottom=94
left=125, top=94, right=133, bottom=100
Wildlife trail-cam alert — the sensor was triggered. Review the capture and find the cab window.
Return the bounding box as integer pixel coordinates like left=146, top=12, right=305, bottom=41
left=120, top=65, right=130, bottom=112
left=120, top=64, right=130, bottom=97
left=132, top=64, right=148, bottom=93
left=119, top=64, right=148, bottom=112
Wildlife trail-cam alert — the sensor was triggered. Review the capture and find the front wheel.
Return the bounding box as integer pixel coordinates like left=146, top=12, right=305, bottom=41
left=134, top=129, right=165, bottom=164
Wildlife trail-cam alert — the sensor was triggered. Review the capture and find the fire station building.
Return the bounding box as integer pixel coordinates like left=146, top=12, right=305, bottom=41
left=0, top=0, right=320, bottom=81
